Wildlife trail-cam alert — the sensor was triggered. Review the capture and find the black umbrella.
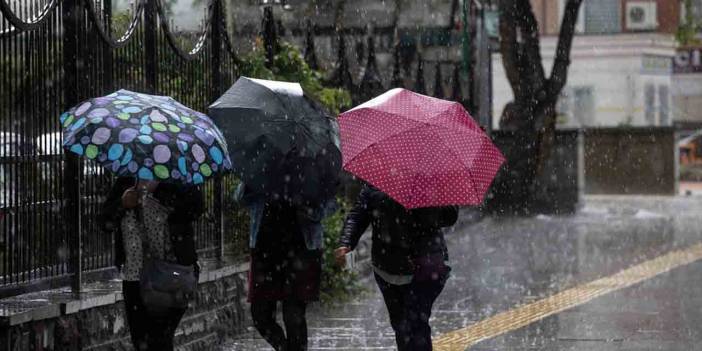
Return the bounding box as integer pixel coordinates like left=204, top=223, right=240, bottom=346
left=208, top=77, right=341, bottom=205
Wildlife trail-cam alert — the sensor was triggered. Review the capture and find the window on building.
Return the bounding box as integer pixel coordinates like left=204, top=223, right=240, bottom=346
left=659, top=85, right=670, bottom=126
left=556, top=88, right=573, bottom=125
left=559, top=0, right=623, bottom=34
left=645, top=84, right=656, bottom=125
left=584, top=0, right=621, bottom=34
left=692, top=0, right=702, bottom=19
left=573, top=87, right=594, bottom=125
left=557, top=86, right=594, bottom=126
left=687, top=0, right=702, bottom=37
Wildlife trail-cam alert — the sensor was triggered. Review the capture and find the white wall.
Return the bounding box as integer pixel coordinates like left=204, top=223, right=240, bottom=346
left=491, top=33, right=677, bottom=129
left=673, top=74, right=702, bottom=124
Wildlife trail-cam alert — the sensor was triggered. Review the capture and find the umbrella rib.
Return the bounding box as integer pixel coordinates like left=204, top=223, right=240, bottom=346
left=424, top=125, right=482, bottom=205
left=422, top=127, right=481, bottom=206
left=406, top=128, right=438, bottom=207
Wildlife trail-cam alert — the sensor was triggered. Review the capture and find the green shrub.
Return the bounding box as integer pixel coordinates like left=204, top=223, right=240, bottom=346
left=238, top=41, right=353, bottom=115
left=222, top=177, right=250, bottom=258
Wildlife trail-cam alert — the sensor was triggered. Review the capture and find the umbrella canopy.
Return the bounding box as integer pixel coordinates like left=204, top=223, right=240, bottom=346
left=60, top=89, right=232, bottom=185
left=208, top=77, right=341, bottom=204
left=339, top=88, right=505, bottom=209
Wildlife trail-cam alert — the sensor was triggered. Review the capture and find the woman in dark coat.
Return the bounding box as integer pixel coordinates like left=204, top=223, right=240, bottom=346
left=335, top=184, right=458, bottom=351
left=236, top=183, right=328, bottom=351
left=100, top=177, right=204, bottom=351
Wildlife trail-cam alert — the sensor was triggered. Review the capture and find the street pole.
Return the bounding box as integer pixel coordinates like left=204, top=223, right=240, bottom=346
left=486, top=8, right=493, bottom=133
left=461, top=0, right=471, bottom=81
left=260, top=0, right=293, bottom=68
left=462, top=0, right=478, bottom=116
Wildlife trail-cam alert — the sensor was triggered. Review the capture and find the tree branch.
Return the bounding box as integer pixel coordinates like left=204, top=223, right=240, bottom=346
left=498, top=0, right=523, bottom=101
left=546, top=0, right=583, bottom=99
left=514, top=0, right=546, bottom=97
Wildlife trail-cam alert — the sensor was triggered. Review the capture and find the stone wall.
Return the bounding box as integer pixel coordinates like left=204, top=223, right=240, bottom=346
left=584, top=127, right=678, bottom=195
left=532, top=130, right=583, bottom=214
left=1, top=264, right=250, bottom=351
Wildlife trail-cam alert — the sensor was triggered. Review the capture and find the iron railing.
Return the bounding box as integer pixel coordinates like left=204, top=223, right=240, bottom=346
left=0, top=0, right=474, bottom=298
left=0, top=0, right=239, bottom=297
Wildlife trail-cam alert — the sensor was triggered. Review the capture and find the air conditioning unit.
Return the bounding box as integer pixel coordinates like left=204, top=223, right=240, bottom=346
left=625, top=1, right=658, bottom=30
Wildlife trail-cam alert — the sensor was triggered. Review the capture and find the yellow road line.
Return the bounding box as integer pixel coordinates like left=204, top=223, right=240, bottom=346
left=433, top=242, right=702, bottom=351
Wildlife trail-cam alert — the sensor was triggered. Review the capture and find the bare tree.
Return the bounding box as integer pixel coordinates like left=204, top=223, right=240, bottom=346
left=487, top=0, right=583, bottom=214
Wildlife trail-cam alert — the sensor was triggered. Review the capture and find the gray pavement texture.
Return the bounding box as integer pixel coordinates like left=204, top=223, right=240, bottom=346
left=221, top=195, right=702, bottom=350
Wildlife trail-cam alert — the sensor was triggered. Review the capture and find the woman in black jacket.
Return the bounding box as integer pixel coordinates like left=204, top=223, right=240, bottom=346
left=335, top=184, right=458, bottom=351
left=100, top=177, right=204, bottom=351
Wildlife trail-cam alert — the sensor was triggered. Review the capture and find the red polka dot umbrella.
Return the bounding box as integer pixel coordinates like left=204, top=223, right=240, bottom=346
left=339, top=88, right=505, bottom=209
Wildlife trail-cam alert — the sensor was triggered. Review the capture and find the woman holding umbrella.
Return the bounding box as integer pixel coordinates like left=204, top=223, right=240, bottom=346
left=235, top=181, right=328, bottom=351
left=334, top=89, right=505, bottom=351
left=101, top=178, right=203, bottom=350
left=62, top=89, right=232, bottom=350
left=210, top=77, right=341, bottom=351
left=336, top=185, right=457, bottom=350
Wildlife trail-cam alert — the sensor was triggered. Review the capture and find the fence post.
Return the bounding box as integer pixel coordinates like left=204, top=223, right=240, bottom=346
left=144, top=0, right=158, bottom=93
left=62, top=0, right=84, bottom=295
left=103, top=0, right=114, bottom=93
left=209, top=0, right=226, bottom=259
left=262, top=6, right=276, bottom=68
left=211, top=0, right=222, bottom=99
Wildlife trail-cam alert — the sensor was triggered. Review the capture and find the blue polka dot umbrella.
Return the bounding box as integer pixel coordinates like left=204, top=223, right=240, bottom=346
left=60, top=89, right=232, bottom=185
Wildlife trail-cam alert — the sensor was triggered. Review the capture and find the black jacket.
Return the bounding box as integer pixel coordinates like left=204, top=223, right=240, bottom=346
left=340, top=185, right=458, bottom=276
left=99, top=178, right=205, bottom=269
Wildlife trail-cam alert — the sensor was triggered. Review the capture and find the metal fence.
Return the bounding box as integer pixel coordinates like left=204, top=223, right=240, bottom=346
left=0, top=0, right=482, bottom=298
left=0, top=0, right=239, bottom=297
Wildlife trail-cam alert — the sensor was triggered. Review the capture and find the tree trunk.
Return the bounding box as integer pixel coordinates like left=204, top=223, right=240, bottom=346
left=486, top=0, right=582, bottom=215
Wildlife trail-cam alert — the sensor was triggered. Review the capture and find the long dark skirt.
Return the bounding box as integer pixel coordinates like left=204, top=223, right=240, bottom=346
left=248, top=233, right=322, bottom=303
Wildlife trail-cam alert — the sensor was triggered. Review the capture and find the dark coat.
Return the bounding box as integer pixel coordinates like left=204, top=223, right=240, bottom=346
left=340, top=185, right=458, bottom=276
left=99, top=177, right=205, bottom=270
left=248, top=197, right=323, bottom=302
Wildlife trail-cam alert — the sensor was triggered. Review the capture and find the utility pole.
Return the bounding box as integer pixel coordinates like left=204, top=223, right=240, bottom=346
left=461, top=0, right=477, bottom=116
left=461, top=0, right=471, bottom=78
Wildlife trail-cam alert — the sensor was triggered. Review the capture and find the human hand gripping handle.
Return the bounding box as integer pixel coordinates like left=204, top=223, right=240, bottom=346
left=121, top=188, right=140, bottom=209
left=334, top=247, right=351, bottom=268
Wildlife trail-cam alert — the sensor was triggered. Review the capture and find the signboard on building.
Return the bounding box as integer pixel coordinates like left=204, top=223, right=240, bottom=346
left=674, top=47, right=702, bottom=74
left=642, top=54, right=672, bottom=74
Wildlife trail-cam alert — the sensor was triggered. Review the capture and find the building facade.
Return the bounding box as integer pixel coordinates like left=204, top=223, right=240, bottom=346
left=492, top=0, right=702, bottom=130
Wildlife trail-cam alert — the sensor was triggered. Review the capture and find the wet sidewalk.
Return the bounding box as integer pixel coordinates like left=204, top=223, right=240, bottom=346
left=221, top=195, right=702, bottom=350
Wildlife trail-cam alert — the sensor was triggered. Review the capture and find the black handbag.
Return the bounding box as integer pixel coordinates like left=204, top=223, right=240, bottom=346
left=140, top=258, right=197, bottom=314
left=138, top=198, right=198, bottom=315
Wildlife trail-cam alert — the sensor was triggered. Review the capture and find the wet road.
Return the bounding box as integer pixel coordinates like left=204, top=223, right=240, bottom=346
left=222, top=195, right=702, bottom=350
left=471, top=259, right=702, bottom=351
